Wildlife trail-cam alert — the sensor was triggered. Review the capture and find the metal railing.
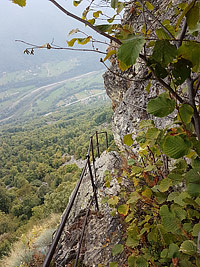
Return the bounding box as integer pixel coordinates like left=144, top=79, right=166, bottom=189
left=43, top=131, right=108, bottom=267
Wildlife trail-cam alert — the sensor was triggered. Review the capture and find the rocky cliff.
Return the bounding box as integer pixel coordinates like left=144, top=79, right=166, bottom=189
left=54, top=151, right=127, bottom=266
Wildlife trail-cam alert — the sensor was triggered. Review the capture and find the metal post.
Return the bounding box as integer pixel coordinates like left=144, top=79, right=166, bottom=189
left=105, top=132, right=109, bottom=149
left=96, top=131, right=100, bottom=158
left=74, top=197, right=93, bottom=267
left=87, top=155, right=99, bottom=211
left=43, top=163, right=87, bottom=267
left=90, top=136, right=96, bottom=179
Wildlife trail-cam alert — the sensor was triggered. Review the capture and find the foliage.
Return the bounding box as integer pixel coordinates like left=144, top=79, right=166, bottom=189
left=10, top=0, right=200, bottom=265
left=105, top=116, right=200, bottom=265
left=0, top=103, right=114, bottom=259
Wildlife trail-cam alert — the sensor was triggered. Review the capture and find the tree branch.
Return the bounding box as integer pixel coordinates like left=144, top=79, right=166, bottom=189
left=187, top=77, right=200, bottom=140
left=49, top=0, right=122, bottom=45
left=177, top=20, right=187, bottom=48
left=139, top=54, right=184, bottom=103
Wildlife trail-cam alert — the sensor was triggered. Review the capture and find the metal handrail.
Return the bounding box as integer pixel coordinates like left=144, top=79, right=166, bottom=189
left=43, top=131, right=108, bottom=267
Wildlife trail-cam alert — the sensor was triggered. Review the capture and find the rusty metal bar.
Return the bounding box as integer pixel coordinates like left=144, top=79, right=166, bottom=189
left=87, top=137, right=92, bottom=156
left=42, top=162, right=88, bottom=267
left=87, top=155, right=99, bottom=211
left=90, top=136, right=96, bottom=179
left=74, top=196, right=93, bottom=267
left=105, top=132, right=108, bottom=149
left=95, top=131, right=100, bottom=158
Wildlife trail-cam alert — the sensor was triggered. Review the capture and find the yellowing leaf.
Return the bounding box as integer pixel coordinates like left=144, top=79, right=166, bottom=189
left=118, top=204, right=129, bottom=216
left=73, top=0, right=82, bottom=6
left=123, top=133, right=133, bottom=146
left=12, top=0, right=26, bottom=7
left=146, top=1, right=154, bottom=11
left=159, top=178, right=172, bottom=192
left=93, top=11, right=102, bottom=18
left=103, top=50, right=117, bottom=62
left=68, top=28, right=79, bottom=36
left=108, top=196, right=119, bottom=206
left=67, top=38, right=77, bottom=47
left=77, top=36, right=91, bottom=45
left=118, top=59, right=130, bottom=71
left=142, top=188, right=152, bottom=198
left=88, top=19, right=95, bottom=25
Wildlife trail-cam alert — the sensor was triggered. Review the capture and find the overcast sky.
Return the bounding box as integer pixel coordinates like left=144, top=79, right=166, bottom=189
left=0, top=0, right=108, bottom=72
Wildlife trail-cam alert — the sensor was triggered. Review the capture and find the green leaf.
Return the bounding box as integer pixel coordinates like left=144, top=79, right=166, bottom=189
left=139, top=120, right=154, bottom=129
left=112, top=244, right=123, bottom=256
left=161, top=248, right=168, bottom=258
left=117, top=36, right=145, bottom=67
left=109, top=262, right=118, bottom=267
left=131, top=166, right=143, bottom=174
left=172, top=205, right=187, bottom=221
left=146, top=127, right=160, bottom=141
left=152, top=40, right=177, bottom=67
left=178, top=104, right=194, bottom=124
left=156, top=28, right=170, bottom=40
left=12, top=0, right=26, bottom=7
left=186, top=5, right=200, bottom=30
left=180, top=240, right=197, bottom=255
left=117, top=2, right=125, bottom=14
left=187, top=183, right=200, bottom=197
left=108, top=196, right=119, bottom=206
left=172, top=58, right=192, bottom=85
left=95, top=24, right=113, bottom=32
left=123, top=134, right=133, bottom=146
left=136, top=257, right=148, bottom=267
left=163, top=135, right=191, bottom=159
left=175, top=0, right=195, bottom=31
left=118, top=204, right=129, bottom=216
left=159, top=178, right=172, bottom=192
left=168, top=243, right=179, bottom=258
left=128, top=254, right=137, bottom=266
left=147, top=93, right=175, bottom=117
left=192, top=223, right=200, bottom=236
left=159, top=205, right=180, bottom=233
left=178, top=42, right=200, bottom=72
left=185, top=168, right=200, bottom=184
left=128, top=158, right=136, bottom=166
left=111, top=0, right=118, bottom=9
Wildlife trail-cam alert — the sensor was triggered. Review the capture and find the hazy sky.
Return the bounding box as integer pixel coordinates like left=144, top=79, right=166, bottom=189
left=0, top=0, right=107, bottom=72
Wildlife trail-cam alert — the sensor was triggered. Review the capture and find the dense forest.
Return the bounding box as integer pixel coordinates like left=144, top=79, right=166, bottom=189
left=0, top=101, right=115, bottom=259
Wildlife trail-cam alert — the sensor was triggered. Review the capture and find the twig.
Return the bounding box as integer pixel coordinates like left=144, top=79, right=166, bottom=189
left=137, top=0, right=175, bottom=40
left=15, top=40, right=107, bottom=55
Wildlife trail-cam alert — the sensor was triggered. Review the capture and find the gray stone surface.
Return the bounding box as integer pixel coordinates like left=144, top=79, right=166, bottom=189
left=54, top=151, right=125, bottom=266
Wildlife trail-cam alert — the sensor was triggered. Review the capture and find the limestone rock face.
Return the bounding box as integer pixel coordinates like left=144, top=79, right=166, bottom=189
left=54, top=151, right=126, bottom=266
left=103, top=0, right=177, bottom=151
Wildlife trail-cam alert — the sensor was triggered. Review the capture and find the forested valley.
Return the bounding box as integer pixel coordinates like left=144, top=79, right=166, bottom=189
left=0, top=100, right=115, bottom=261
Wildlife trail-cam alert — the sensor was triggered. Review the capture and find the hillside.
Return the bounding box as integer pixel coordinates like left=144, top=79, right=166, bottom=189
left=0, top=57, right=105, bottom=124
